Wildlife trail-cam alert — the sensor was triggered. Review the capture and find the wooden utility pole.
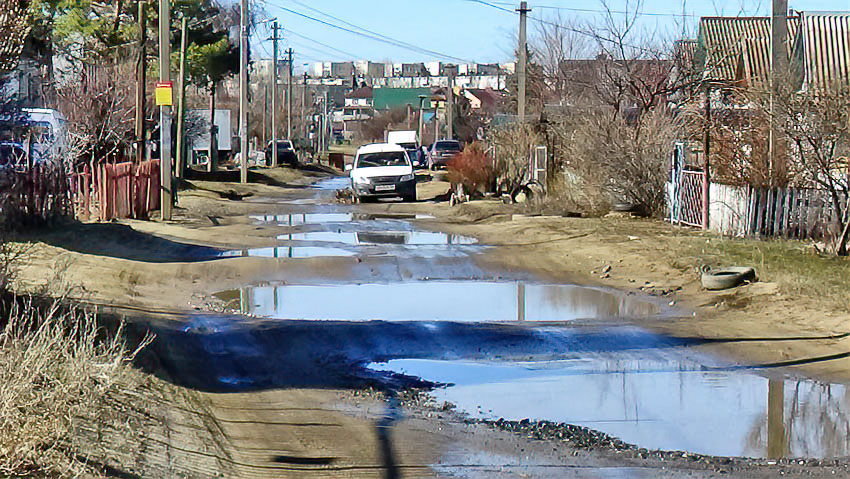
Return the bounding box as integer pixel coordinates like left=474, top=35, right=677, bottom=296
left=287, top=47, right=293, bottom=140
left=769, top=0, right=789, bottom=187
left=271, top=21, right=279, bottom=167
left=239, top=0, right=249, bottom=183
left=159, top=0, right=172, bottom=220
left=175, top=16, right=188, bottom=181
left=135, top=0, right=146, bottom=164
left=516, top=1, right=530, bottom=122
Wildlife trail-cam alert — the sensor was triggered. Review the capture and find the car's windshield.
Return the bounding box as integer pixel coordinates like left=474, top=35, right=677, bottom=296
left=434, top=141, right=460, bottom=151
left=356, top=151, right=409, bottom=168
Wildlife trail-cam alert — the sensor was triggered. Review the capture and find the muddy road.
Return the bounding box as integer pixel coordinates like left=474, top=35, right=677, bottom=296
left=24, top=169, right=850, bottom=478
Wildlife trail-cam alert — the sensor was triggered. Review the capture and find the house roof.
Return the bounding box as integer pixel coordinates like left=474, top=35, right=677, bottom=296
left=798, top=12, right=850, bottom=88
left=466, top=88, right=501, bottom=109
left=345, top=86, right=373, bottom=99
left=372, top=87, right=433, bottom=110
left=696, top=16, right=799, bottom=82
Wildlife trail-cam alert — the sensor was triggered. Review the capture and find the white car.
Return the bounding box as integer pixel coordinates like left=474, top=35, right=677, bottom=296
left=346, top=143, right=416, bottom=202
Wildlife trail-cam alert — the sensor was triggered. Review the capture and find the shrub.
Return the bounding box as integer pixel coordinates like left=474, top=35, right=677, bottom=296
left=447, top=142, right=494, bottom=194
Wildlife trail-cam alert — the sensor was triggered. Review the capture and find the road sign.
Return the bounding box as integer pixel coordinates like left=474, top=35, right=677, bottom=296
left=155, top=81, right=173, bottom=106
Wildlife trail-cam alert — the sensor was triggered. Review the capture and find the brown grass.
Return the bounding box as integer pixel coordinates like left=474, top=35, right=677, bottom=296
left=0, top=299, right=149, bottom=477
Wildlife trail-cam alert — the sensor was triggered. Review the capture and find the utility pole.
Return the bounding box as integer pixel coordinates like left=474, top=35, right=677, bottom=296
left=175, top=16, right=188, bottom=181
left=287, top=47, right=293, bottom=140
left=417, top=94, right=426, bottom=148
left=769, top=0, right=789, bottom=187
left=517, top=1, right=530, bottom=122
left=302, top=71, right=307, bottom=140
left=239, top=0, right=249, bottom=183
left=322, top=90, right=328, bottom=156
left=135, top=0, right=146, bottom=164
left=702, top=85, right=711, bottom=230
left=271, top=21, right=279, bottom=167
left=159, top=0, right=172, bottom=220
left=262, top=84, right=267, bottom=145
left=446, top=66, right=455, bottom=139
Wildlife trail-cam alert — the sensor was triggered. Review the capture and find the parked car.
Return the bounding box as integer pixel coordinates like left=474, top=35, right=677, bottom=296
left=428, top=139, right=462, bottom=170
left=346, top=143, right=416, bottom=202
left=264, top=139, right=298, bottom=166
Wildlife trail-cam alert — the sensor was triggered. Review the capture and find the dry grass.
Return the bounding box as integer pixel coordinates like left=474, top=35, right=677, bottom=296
left=0, top=299, right=149, bottom=477
left=667, top=231, right=850, bottom=307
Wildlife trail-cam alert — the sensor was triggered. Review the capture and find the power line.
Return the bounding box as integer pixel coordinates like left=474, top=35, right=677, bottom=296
left=461, top=0, right=702, bottom=18
left=260, top=0, right=475, bottom=63
left=283, top=27, right=360, bottom=59
left=287, top=0, right=473, bottom=62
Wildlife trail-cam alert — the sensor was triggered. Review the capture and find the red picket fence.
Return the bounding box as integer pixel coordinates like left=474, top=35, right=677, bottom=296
left=73, top=160, right=160, bottom=221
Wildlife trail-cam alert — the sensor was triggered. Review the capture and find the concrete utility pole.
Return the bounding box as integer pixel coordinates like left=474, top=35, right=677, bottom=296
left=417, top=94, right=427, bottom=148
left=287, top=47, right=293, bottom=139
left=322, top=90, right=328, bottom=156
left=175, top=16, right=188, bottom=181
left=239, top=0, right=249, bottom=183
left=517, top=1, right=530, bottom=122
left=302, top=71, right=307, bottom=139
left=446, top=66, right=455, bottom=139
left=135, top=0, right=146, bottom=164
left=702, top=86, right=711, bottom=230
left=271, top=21, right=279, bottom=167
left=159, top=0, right=172, bottom=220
left=769, top=0, right=789, bottom=187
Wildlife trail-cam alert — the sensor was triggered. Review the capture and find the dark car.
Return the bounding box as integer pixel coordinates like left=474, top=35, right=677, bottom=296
left=428, top=140, right=462, bottom=170
left=264, top=139, right=298, bottom=167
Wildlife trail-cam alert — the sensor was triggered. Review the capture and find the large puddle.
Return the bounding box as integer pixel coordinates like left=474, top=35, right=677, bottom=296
left=369, top=357, right=850, bottom=459
left=214, top=281, right=660, bottom=322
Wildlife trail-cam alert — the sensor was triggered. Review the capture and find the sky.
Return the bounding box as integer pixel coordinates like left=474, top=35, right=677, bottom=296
left=251, top=0, right=850, bottom=71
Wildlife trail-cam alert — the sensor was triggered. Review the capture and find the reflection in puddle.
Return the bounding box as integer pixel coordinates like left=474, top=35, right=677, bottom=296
left=215, top=281, right=658, bottom=321
left=369, top=358, right=850, bottom=459
left=250, top=213, right=435, bottom=225
left=277, top=230, right=476, bottom=245
left=310, top=177, right=351, bottom=190
left=219, top=246, right=355, bottom=258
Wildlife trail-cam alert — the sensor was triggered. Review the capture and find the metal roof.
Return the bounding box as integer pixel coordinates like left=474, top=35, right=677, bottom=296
left=697, top=16, right=799, bottom=83
left=372, top=87, right=433, bottom=110
left=798, top=12, right=850, bottom=88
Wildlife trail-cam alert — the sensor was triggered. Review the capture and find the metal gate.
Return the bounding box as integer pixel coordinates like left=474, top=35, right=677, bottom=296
left=670, top=142, right=705, bottom=228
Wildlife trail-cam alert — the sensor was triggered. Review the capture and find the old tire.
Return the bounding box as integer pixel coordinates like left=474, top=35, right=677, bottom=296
left=701, top=266, right=756, bottom=290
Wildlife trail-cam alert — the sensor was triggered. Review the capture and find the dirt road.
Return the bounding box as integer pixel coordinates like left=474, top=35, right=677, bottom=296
left=14, top=165, right=850, bottom=478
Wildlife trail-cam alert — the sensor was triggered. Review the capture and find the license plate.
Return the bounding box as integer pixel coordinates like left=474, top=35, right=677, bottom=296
left=375, top=184, right=395, bottom=191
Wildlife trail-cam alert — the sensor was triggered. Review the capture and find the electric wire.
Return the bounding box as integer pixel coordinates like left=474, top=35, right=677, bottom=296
left=259, top=0, right=475, bottom=63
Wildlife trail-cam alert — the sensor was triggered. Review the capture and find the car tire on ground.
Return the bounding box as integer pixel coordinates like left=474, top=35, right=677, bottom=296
left=701, top=266, right=756, bottom=290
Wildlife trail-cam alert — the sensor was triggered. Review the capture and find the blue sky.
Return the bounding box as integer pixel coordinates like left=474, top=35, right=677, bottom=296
left=252, top=0, right=850, bottom=69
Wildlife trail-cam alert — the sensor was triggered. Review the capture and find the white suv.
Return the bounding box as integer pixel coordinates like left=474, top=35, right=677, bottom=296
left=347, top=143, right=416, bottom=202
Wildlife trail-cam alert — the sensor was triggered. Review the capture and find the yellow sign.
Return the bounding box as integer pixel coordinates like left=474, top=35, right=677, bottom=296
left=155, top=81, right=173, bottom=106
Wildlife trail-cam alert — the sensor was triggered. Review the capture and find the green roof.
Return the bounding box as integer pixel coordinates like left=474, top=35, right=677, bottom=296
left=372, top=88, right=432, bottom=110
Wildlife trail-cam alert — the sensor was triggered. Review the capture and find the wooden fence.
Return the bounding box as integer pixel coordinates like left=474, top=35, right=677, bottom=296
left=0, top=163, right=72, bottom=228
left=73, top=160, right=160, bottom=221
left=709, top=183, right=843, bottom=241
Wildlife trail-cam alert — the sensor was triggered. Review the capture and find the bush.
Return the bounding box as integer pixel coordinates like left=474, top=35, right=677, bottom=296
left=447, top=142, right=494, bottom=194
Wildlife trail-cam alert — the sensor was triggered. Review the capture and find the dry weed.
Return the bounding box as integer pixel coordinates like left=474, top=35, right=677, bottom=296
left=0, top=299, right=149, bottom=477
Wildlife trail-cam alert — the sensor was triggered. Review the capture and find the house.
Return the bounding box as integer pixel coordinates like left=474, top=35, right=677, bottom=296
left=464, top=88, right=502, bottom=114
left=372, top=87, right=432, bottom=111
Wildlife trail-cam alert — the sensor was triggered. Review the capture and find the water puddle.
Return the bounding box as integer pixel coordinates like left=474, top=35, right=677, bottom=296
left=310, top=177, right=351, bottom=190
left=218, top=246, right=355, bottom=258
left=250, top=213, right=434, bottom=224
left=369, top=357, right=850, bottom=459
left=277, top=230, right=476, bottom=246
left=214, top=281, right=660, bottom=321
